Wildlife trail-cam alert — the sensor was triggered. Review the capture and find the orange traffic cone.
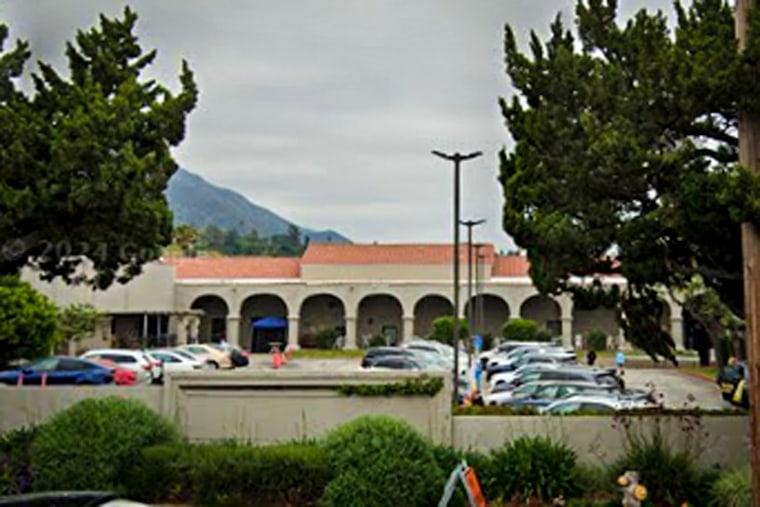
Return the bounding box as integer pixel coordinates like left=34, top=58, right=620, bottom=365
left=272, top=349, right=284, bottom=369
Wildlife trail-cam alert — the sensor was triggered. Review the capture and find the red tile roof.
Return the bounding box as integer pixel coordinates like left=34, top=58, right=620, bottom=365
left=164, top=256, right=301, bottom=279
left=492, top=255, right=531, bottom=277
left=301, top=243, right=496, bottom=265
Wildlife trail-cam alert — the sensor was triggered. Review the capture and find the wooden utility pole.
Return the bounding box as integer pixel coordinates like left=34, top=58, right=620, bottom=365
left=737, top=1, right=760, bottom=505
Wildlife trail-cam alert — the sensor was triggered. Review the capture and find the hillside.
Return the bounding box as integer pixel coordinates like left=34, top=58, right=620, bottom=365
left=165, top=168, right=350, bottom=244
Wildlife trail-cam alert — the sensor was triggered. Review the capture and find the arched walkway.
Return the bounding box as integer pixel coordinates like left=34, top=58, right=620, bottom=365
left=413, top=295, right=453, bottom=339
left=190, top=295, right=228, bottom=343
left=357, top=294, right=403, bottom=347
left=572, top=307, right=620, bottom=347
left=240, top=294, right=289, bottom=352
left=520, top=295, right=561, bottom=337
left=468, top=294, right=510, bottom=338
left=299, top=294, right=346, bottom=348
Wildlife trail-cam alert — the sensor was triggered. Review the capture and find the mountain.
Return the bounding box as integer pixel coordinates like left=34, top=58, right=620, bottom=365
left=165, top=168, right=351, bottom=243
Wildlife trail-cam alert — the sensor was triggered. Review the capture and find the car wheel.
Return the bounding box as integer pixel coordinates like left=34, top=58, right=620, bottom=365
left=208, top=361, right=219, bottom=370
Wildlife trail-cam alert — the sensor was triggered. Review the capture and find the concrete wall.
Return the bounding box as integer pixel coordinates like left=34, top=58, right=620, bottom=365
left=162, top=370, right=451, bottom=444
left=453, top=415, right=749, bottom=467
left=0, top=386, right=162, bottom=434
left=0, top=377, right=748, bottom=469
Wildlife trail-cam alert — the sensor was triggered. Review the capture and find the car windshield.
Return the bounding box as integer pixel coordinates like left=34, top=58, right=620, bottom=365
left=173, top=349, right=199, bottom=361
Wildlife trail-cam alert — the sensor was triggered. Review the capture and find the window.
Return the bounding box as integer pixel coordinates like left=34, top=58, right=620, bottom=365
left=551, top=402, right=581, bottom=414
left=102, top=354, right=137, bottom=364
left=151, top=353, right=180, bottom=363
left=28, top=358, right=59, bottom=371
left=58, top=358, right=91, bottom=371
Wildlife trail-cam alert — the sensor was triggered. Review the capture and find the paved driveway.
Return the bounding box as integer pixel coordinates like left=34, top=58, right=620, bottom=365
left=265, top=357, right=732, bottom=410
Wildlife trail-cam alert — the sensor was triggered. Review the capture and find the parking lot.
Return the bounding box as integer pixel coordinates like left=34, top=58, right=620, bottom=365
left=248, top=355, right=732, bottom=410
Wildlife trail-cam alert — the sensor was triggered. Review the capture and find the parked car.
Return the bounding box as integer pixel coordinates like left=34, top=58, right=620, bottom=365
left=90, top=358, right=137, bottom=386
left=363, top=355, right=424, bottom=370
left=0, top=356, right=114, bottom=386
left=147, top=349, right=207, bottom=382
left=493, top=366, right=623, bottom=390
left=488, top=352, right=577, bottom=384
left=0, top=491, right=150, bottom=506
left=80, top=349, right=158, bottom=384
left=487, top=346, right=571, bottom=369
left=361, top=346, right=417, bottom=368
left=176, top=344, right=234, bottom=369
left=484, top=380, right=614, bottom=407
left=540, top=393, right=655, bottom=415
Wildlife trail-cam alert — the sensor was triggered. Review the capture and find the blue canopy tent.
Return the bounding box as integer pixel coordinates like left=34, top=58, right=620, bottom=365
left=252, top=317, right=287, bottom=329
left=251, top=317, right=287, bottom=352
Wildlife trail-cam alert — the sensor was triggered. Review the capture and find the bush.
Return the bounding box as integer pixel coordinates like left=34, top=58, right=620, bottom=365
left=127, top=441, right=328, bottom=506
left=710, top=465, right=751, bottom=507
left=31, top=396, right=180, bottom=493
left=502, top=318, right=544, bottom=342
left=319, top=415, right=444, bottom=507
left=610, top=416, right=704, bottom=505
left=585, top=329, right=608, bottom=351
left=429, top=316, right=469, bottom=345
left=367, top=334, right=387, bottom=347
left=488, top=435, right=579, bottom=503
left=0, top=427, right=37, bottom=495
left=314, top=328, right=337, bottom=349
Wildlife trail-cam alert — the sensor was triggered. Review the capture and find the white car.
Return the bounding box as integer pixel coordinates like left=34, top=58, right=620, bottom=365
left=540, top=394, right=655, bottom=415
left=488, top=362, right=561, bottom=388
left=80, top=348, right=159, bottom=384
left=147, top=349, right=208, bottom=380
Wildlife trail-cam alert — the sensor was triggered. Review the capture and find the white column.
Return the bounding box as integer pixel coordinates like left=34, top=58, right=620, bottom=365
left=288, top=316, right=300, bottom=349
left=188, top=316, right=200, bottom=344
left=344, top=316, right=358, bottom=349
left=561, top=317, right=574, bottom=349
left=175, top=315, right=188, bottom=345
left=402, top=316, right=414, bottom=344
left=226, top=316, right=240, bottom=347
left=671, top=317, right=685, bottom=352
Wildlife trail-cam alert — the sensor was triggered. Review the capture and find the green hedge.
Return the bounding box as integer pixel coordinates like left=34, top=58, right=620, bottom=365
left=127, top=441, right=328, bottom=506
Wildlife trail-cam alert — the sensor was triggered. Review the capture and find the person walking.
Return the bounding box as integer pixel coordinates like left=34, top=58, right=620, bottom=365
left=586, top=349, right=597, bottom=366
left=615, top=349, right=626, bottom=376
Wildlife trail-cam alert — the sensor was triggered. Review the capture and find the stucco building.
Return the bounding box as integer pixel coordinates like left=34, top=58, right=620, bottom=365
left=23, top=242, right=685, bottom=352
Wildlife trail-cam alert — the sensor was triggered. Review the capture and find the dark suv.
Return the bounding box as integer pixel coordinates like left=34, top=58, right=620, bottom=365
left=360, top=347, right=417, bottom=368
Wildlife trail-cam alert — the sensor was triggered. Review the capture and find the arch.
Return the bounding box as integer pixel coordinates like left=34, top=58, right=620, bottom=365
left=465, top=294, right=510, bottom=338
left=298, top=293, right=347, bottom=348
left=357, top=294, right=403, bottom=347
left=519, top=295, right=562, bottom=337
left=413, top=295, right=453, bottom=338
left=190, top=295, right=229, bottom=343
left=239, top=294, right=289, bottom=352
left=571, top=306, right=620, bottom=347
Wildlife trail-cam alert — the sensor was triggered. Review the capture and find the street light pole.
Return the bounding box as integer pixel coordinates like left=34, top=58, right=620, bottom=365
left=460, top=218, right=486, bottom=368
left=432, top=150, right=482, bottom=407
left=475, top=243, right=485, bottom=340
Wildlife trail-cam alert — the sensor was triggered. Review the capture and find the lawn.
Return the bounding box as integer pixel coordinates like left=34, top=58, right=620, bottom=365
left=291, top=348, right=365, bottom=359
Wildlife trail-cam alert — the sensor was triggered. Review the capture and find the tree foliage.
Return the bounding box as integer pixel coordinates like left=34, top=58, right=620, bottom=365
left=0, top=8, right=198, bottom=289
left=0, top=276, right=59, bottom=367
left=499, top=0, right=760, bottom=362
left=190, top=223, right=306, bottom=257
left=57, top=303, right=102, bottom=343
left=428, top=316, right=469, bottom=345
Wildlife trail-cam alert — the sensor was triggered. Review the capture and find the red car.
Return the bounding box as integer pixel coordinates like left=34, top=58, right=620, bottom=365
left=92, top=358, right=137, bottom=386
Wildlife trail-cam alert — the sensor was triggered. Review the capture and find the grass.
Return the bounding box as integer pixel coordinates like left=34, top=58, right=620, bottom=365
left=292, top=348, right=365, bottom=359
left=681, top=365, right=718, bottom=380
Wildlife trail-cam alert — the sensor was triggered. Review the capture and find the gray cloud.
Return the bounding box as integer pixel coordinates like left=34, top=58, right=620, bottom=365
left=2, top=0, right=678, bottom=251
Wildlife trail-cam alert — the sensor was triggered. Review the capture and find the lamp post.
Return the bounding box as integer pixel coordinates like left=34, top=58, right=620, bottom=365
left=432, top=150, right=482, bottom=407
left=474, top=243, right=486, bottom=341
left=460, top=218, right=486, bottom=368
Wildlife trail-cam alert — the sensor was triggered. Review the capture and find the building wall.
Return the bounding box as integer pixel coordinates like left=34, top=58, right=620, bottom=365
left=22, top=262, right=177, bottom=313
left=300, top=264, right=476, bottom=282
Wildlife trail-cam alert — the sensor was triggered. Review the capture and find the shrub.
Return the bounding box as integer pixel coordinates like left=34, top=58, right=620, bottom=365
left=502, top=318, right=541, bottom=342
left=127, top=441, right=328, bottom=506
left=314, top=328, right=337, bottom=349
left=0, top=426, right=37, bottom=495
left=319, top=415, right=444, bottom=507
left=610, top=415, right=704, bottom=505
left=367, top=333, right=387, bottom=347
left=31, top=396, right=180, bottom=493
left=710, top=465, right=751, bottom=507
left=429, top=316, right=469, bottom=345
left=585, top=329, right=608, bottom=351
left=488, top=435, right=579, bottom=503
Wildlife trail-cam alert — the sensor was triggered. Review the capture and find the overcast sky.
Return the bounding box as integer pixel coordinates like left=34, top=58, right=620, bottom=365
left=3, top=0, right=677, bottom=251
